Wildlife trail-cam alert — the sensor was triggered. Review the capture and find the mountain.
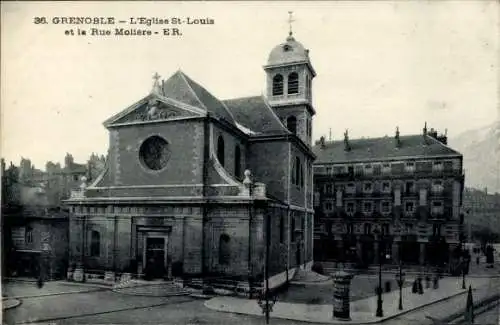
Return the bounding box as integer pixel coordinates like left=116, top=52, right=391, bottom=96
left=448, top=120, right=500, bottom=194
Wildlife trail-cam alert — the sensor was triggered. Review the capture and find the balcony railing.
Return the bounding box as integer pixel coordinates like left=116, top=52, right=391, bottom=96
left=315, top=168, right=465, bottom=179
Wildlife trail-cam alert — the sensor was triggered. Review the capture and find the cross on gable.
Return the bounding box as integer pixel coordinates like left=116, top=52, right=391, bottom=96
left=151, top=72, right=162, bottom=95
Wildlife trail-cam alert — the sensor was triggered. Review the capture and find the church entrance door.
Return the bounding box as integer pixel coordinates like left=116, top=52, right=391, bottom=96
left=145, top=237, right=166, bottom=279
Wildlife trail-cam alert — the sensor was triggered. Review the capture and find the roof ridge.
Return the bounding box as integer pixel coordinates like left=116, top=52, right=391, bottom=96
left=176, top=71, right=208, bottom=111
left=178, top=71, right=236, bottom=123
left=260, top=95, right=289, bottom=133
left=223, top=95, right=262, bottom=102
left=423, top=134, right=461, bottom=155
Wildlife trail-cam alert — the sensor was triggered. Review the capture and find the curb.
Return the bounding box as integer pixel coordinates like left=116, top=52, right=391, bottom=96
left=2, top=298, right=22, bottom=310
left=367, top=290, right=468, bottom=324
left=439, top=293, right=500, bottom=324
left=5, top=287, right=107, bottom=300
left=204, top=289, right=469, bottom=324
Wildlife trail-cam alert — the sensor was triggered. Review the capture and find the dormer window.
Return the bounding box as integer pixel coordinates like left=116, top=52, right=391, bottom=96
left=288, top=72, right=299, bottom=94
left=283, top=44, right=291, bottom=52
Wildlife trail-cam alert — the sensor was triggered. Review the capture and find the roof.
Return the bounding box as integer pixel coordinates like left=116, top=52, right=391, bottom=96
left=313, top=134, right=462, bottom=164
left=267, top=35, right=310, bottom=66
left=65, top=163, right=86, bottom=174
left=162, top=71, right=235, bottom=124
left=223, top=96, right=289, bottom=135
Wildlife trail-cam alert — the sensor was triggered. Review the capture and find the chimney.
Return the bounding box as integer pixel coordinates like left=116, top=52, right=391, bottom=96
left=319, top=136, right=326, bottom=148
left=344, top=129, right=351, bottom=151
left=429, top=128, right=438, bottom=138
left=423, top=121, right=428, bottom=136
left=395, top=126, right=401, bottom=148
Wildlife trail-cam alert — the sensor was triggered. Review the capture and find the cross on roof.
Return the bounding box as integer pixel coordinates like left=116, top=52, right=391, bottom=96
left=151, top=72, right=162, bottom=95
left=288, top=11, right=295, bottom=36
left=153, top=72, right=161, bottom=82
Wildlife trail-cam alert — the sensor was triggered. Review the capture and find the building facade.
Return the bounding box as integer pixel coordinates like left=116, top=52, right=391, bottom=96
left=64, top=32, right=316, bottom=288
left=1, top=153, right=105, bottom=279
left=313, top=126, right=465, bottom=269
left=2, top=161, right=69, bottom=279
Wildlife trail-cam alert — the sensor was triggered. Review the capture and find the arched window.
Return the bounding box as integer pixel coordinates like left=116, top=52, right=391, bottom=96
left=272, top=74, right=284, bottom=96
left=288, top=72, right=299, bottom=94
left=217, top=136, right=225, bottom=167
left=219, top=234, right=230, bottom=265
left=287, top=116, right=297, bottom=134
left=90, top=230, right=100, bottom=256
left=234, top=145, right=241, bottom=179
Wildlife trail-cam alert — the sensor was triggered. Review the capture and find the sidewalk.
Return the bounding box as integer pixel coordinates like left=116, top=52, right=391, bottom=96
left=204, top=277, right=493, bottom=324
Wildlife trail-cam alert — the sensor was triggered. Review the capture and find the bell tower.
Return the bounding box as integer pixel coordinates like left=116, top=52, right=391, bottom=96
left=264, top=12, right=316, bottom=146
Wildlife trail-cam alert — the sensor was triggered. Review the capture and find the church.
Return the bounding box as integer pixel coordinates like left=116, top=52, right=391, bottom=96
left=65, top=31, right=316, bottom=290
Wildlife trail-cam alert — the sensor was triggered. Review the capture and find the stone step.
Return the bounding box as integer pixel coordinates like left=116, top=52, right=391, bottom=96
left=112, top=279, right=190, bottom=297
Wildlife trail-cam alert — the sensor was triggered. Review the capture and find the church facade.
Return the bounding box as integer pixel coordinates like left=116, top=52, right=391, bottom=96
left=65, top=32, right=316, bottom=289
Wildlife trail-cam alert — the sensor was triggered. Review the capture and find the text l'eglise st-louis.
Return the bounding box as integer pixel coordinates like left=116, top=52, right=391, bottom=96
left=129, top=17, right=215, bottom=25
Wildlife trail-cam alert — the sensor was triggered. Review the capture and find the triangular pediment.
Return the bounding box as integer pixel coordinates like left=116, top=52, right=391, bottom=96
left=104, top=94, right=206, bottom=127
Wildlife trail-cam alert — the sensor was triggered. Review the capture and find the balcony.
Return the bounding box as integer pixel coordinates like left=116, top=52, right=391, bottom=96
left=314, top=168, right=465, bottom=180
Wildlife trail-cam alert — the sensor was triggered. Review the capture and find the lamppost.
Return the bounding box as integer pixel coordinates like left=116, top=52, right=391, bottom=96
left=395, top=259, right=405, bottom=310
left=257, top=211, right=276, bottom=324
left=460, top=233, right=467, bottom=289
left=373, top=228, right=383, bottom=317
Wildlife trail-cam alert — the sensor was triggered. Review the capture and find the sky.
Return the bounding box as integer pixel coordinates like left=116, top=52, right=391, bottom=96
left=1, top=1, right=499, bottom=169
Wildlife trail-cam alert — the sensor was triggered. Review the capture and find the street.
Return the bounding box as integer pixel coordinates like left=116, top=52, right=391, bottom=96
left=2, top=275, right=499, bottom=325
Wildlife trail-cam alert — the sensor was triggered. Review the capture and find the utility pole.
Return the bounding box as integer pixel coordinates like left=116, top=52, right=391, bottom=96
left=265, top=212, right=270, bottom=324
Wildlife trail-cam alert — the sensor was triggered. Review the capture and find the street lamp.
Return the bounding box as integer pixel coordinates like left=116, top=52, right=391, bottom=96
left=395, top=259, right=405, bottom=310
left=373, top=228, right=384, bottom=317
